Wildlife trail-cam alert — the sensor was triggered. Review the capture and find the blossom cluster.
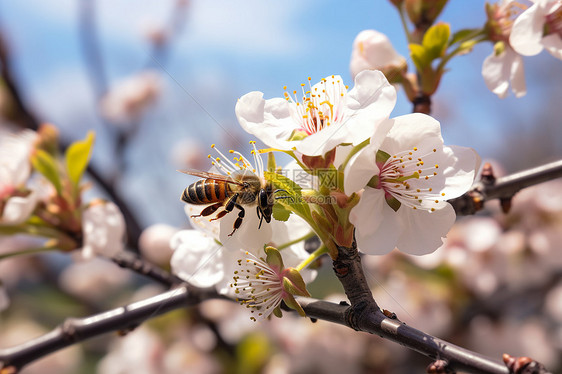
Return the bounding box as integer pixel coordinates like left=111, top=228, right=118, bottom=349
left=171, top=69, right=479, bottom=319
left=348, top=1, right=562, bottom=99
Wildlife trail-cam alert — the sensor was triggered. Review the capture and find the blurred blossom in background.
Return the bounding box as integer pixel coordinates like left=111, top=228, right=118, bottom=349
left=1, top=0, right=562, bottom=373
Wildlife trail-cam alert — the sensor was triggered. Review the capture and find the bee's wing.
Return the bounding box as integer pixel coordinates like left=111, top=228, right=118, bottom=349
left=177, top=169, right=245, bottom=186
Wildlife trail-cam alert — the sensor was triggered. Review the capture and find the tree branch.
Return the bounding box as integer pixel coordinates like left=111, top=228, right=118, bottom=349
left=297, top=297, right=511, bottom=374
left=0, top=286, right=524, bottom=374
left=449, top=160, right=562, bottom=216
left=0, top=285, right=224, bottom=371
left=111, top=250, right=182, bottom=287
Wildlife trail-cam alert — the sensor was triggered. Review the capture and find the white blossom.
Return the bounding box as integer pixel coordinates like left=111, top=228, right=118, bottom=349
left=81, top=201, right=126, bottom=259
left=235, top=70, right=396, bottom=157
left=482, top=44, right=526, bottom=98
left=345, top=113, right=479, bottom=256
left=0, top=129, right=39, bottom=224
left=510, top=0, right=562, bottom=60
left=100, top=70, right=162, bottom=126
left=350, top=30, right=406, bottom=80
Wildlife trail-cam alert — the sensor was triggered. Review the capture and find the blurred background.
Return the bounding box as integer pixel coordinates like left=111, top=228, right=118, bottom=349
left=1, top=0, right=562, bottom=373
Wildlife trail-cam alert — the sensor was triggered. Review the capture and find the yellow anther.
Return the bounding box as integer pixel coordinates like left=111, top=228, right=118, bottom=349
left=283, top=85, right=287, bottom=90
left=413, top=147, right=418, bottom=151
left=211, top=144, right=216, bottom=148
left=435, top=164, right=439, bottom=168
left=435, top=200, right=439, bottom=203
left=433, top=149, right=437, bottom=152
left=431, top=208, right=435, bottom=212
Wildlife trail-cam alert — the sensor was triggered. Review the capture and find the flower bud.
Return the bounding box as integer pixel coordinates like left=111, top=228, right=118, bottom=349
left=350, top=30, right=407, bottom=83
left=405, top=0, right=448, bottom=28
left=35, top=123, right=60, bottom=156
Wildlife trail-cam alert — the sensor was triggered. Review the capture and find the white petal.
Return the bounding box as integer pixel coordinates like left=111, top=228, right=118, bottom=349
left=82, top=202, right=126, bottom=259
left=395, top=203, right=456, bottom=255
left=439, top=145, right=480, bottom=199
left=343, top=144, right=379, bottom=195
left=270, top=214, right=310, bottom=245
left=542, top=33, right=562, bottom=60
left=510, top=3, right=545, bottom=56
left=235, top=92, right=296, bottom=151
left=170, top=230, right=224, bottom=288
left=508, top=51, right=527, bottom=98
left=350, top=30, right=405, bottom=79
left=351, top=188, right=402, bottom=255
left=482, top=49, right=513, bottom=99
left=185, top=204, right=220, bottom=239
left=381, top=113, right=442, bottom=155
left=345, top=70, right=397, bottom=146
left=219, top=206, right=272, bottom=252
left=343, top=116, right=393, bottom=195
left=294, top=121, right=349, bottom=156
left=1, top=193, right=38, bottom=224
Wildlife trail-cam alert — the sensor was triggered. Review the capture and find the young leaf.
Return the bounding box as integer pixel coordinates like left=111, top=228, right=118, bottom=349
left=409, top=43, right=429, bottom=71
left=450, top=28, right=480, bottom=45
left=272, top=203, right=291, bottom=222
left=264, top=171, right=310, bottom=219
left=31, top=149, right=62, bottom=195
left=65, top=131, right=95, bottom=186
left=422, top=23, right=451, bottom=61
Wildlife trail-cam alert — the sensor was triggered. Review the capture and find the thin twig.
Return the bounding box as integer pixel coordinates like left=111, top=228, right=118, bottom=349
left=112, top=250, right=182, bottom=286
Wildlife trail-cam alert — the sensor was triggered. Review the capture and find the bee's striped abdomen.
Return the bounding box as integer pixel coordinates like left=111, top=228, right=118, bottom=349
left=181, top=178, right=229, bottom=204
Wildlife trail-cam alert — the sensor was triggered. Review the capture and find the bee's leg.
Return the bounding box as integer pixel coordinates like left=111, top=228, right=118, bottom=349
left=228, top=203, right=245, bottom=237
left=209, top=193, right=239, bottom=222
left=257, top=207, right=266, bottom=229
left=191, top=202, right=223, bottom=218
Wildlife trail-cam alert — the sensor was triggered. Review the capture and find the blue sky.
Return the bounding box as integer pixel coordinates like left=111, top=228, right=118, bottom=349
left=1, top=0, right=560, bottom=225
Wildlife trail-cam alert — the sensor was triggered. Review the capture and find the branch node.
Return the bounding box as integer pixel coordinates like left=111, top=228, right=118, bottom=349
left=502, top=353, right=551, bottom=374
left=426, top=359, right=455, bottom=374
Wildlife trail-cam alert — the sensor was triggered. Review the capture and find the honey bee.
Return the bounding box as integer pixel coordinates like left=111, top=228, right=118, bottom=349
left=180, top=169, right=286, bottom=236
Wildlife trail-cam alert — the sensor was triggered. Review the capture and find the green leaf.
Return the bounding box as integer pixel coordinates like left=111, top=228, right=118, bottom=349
left=450, top=28, right=480, bottom=45
left=31, top=149, right=62, bottom=195
left=264, top=171, right=310, bottom=218
left=65, top=131, right=95, bottom=186
left=409, top=43, right=429, bottom=71
left=422, top=23, right=451, bottom=61
left=272, top=203, right=291, bottom=222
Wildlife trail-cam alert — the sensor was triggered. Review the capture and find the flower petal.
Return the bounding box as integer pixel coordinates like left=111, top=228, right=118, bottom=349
left=439, top=145, right=480, bottom=199
left=380, top=113, right=442, bottom=155
left=351, top=188, right=402, bottom=255
left=508, top=50, right=527, bottom=98
left=343, top=145, right=379, bottom=195
left=395, top=203, right=456, bottom=255
left=345, top=70, right=397, bottom=146
left=170, top=230, right=225, bottom=288
left=1, top=193, right=38, bottom=224
left=482, top=48, right=524, bottom=99
left=219, top=206, right=272, bottom=252
left=235, top=91, right=295, bottom=151
left=542, top=33, right=562, bottom=60
left=510, top=2, right=545, bottom=56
